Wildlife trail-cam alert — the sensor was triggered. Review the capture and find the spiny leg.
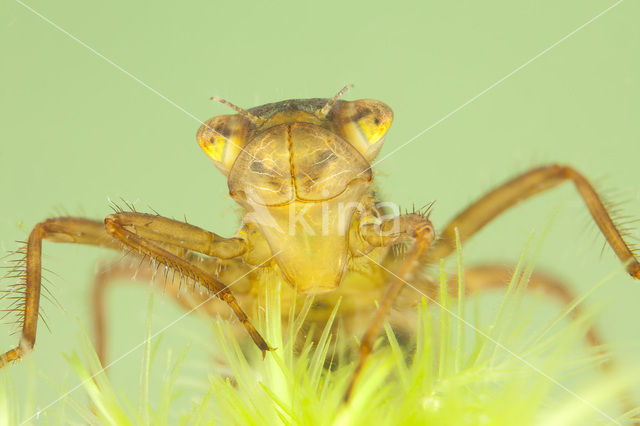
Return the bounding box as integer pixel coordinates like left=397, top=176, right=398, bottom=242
left=0, top=213, right=264, bottom=368
left=0, top=218, right=119, bottom=368
left=425, top=164, right=640, bottom=279
left=103, top=213, right=271, bottom=355
left=103, top=212, right=248, bottom=259
left=92, top=255, right=252, bottom=365
left=92, top=259, right=215, bottom=366
left=345, top=213, right=436, bottom=400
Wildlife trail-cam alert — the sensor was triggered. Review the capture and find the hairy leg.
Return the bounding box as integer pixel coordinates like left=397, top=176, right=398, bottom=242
left=0, top=218, right=118, bottom=367
left=425, top=165, right=640, bottom=279
left=92, top=254, right=254, bottom=365
left=345, top=213, right=436, bottom=400
left=102, top=212, right=271, bottom=355
left=0, top=213, right=263, bottom=368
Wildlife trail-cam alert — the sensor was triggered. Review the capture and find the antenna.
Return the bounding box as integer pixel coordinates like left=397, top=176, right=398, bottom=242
left=210, top=96, right=263, bottom=125
left=317, top=84, right=354, bottom=118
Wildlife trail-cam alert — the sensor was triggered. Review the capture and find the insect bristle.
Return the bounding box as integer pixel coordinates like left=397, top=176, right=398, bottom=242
left=118, top=196, right=138, bottom=213
left=392, top=242, right=409, bottom=259
left=582, top=180, right=640, bottom=260
left=38, top=309, right=51, bottom=333
left=146, top=204, right=162, bottom=216
left=418, top=200, right=437, bottom=219
left=108, top=197, right=139, bottom=215
left=108, top=199, right=126, bottom=214
left=2, top=237, right=64, bottom=333
left=139, top=251, right=208, bottom=300
left=0, top=241, right=27, bottom=321
left=0, top=242, right=34, bottom=334
left=50, top=205, right=70, bottom=217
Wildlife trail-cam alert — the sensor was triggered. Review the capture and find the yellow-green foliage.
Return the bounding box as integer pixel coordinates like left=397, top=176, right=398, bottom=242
left=2, top=237, right=638, bottom=425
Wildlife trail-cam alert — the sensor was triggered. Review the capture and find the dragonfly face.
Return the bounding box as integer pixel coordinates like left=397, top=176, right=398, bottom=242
left=197, top=97, right=393, bottom=293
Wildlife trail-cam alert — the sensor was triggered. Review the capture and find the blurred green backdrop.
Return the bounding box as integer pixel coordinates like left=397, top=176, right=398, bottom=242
left=1, top=0, right=639, bottom=422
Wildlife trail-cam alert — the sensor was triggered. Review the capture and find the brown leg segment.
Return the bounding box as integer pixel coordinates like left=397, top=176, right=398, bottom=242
left=0, top=218, right=119, bottom=368
left=103, top=213, right=271, bottom=355
left=92, top=258, right=228, bottom=365
left=1, top=213, right=266, bottom=368
left=345, top=216, right=436, bottom=400
left=104, top=212, right=247, bottom=259
left=92, top=255, right=253, bottom=366
left=425, top=164, right=640, bottom=279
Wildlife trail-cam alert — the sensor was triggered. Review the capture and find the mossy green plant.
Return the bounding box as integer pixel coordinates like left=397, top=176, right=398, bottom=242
left=2, top=233, right=638, bottom=425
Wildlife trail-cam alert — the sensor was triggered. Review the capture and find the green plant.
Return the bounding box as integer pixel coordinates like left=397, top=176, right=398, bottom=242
left=2, top=234, right=638, bottom=425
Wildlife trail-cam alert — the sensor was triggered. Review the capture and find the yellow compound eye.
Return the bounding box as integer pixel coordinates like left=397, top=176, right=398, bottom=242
left=332, top=99, right=393, bottom=161
left=358, top=109, right=391, bottom=145
left=196, top=115, right=250, bottom=175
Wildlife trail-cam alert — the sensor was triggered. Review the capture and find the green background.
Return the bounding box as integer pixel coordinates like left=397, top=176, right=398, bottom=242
left=1, top=0, right=639, bottom=421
